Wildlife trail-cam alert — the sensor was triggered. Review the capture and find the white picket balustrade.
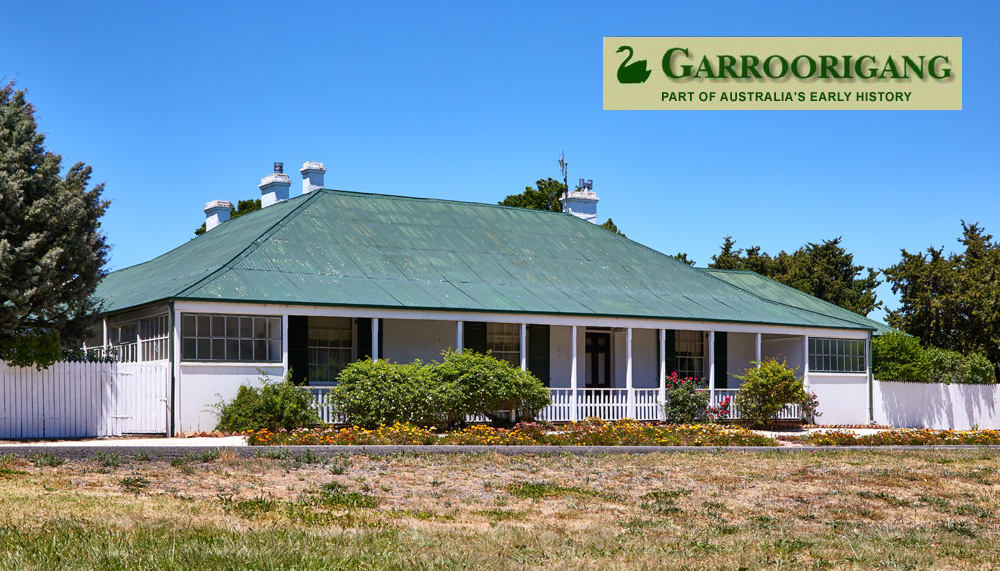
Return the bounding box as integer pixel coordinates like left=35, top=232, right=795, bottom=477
left=0, top=361, right=169, bottom=439
left=306, top=386, right=807, bottom=426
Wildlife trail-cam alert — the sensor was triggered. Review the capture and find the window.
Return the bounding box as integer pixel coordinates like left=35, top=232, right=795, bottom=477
left=809, top=338, right=866, bottom=373
left=308, top=316, right=353, bottom=383
left=181, top=313, right=282, bottom=362
left=105, top=305, right=169, bottom=362
left=487, top=322, right=520, bottom=367
left=675, top=330, right=704, bottom=380
left=139, top=314, right=168, bottom=362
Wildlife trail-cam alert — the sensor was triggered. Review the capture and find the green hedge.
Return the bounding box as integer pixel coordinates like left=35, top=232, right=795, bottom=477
left=329, top=350, right=551, bottom=429
left=214, top=372, right=322, bottom=432
left=873, top=330, right=995, bottom=384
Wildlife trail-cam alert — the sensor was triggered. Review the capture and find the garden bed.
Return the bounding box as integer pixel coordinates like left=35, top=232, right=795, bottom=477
left=246, top=419, right=777, bottom=447
left=780, top=428, right=1000, bottom=446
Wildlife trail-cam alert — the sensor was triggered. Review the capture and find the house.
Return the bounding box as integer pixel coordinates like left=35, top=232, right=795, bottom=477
left=92, top=162, right=884, bottom=433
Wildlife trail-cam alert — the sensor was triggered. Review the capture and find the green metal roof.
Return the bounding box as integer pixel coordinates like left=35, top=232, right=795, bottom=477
left=94, top=189, right=875, bottom=331
left=702, top=268, right=891, bottom=334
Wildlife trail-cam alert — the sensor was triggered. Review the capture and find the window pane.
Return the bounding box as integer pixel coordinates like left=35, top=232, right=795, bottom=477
left=197, top=338, right=211, bottom=360
left=227, top=339, right=240, bottom=360
left=269, top=318, right=281, bottom=339
left=240, top=317, right=253, bottom=338
left=269, top=339, right=281, bottom=362
left=182, top=314, right=196, bottom=336
left=212, top=339, right=225, bottom=360
left=212, top=316, right=226, bottom=337
left=182, top=338, right=196, bottom=360
left=253, top=318, right=267, bottom=339
left=197, top=315, right=211, bottom=337
left=227, top=316, right=240, bottom=338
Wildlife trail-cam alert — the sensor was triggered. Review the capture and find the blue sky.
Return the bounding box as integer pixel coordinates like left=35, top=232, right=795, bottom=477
left=3, top=1, right=996, bottom=321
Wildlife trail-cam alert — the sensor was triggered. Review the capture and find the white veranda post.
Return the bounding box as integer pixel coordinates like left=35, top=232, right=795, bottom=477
left=708, top=331, right=716, bottom=405
left=372, top=319, right=379, bottom=363
left=802, top=335, right=810, bottom=390
left=755, top=332, right=762, bottom=368
left=570, top=325, right=579, bottom=422
left=520, top=323, right=527, bottom=371
left=658, top=328, right=666, bottom=421
left=455, top=321, right=463, bottom=354
left=626, top=327, right=634, bottom=419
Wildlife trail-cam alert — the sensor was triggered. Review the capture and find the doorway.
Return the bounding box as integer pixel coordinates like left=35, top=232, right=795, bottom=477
left=585, top=331, right=611, bottom=388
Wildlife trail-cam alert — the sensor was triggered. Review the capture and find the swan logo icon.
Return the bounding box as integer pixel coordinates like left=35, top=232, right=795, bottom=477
left=616, top=45, right=651, bottom=84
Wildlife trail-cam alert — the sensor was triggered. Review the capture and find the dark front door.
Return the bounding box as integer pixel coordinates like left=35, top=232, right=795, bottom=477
left=585, top=332, right=611, bottom=388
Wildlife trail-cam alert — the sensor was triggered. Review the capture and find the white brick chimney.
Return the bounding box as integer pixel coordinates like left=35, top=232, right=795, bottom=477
left=260, top=162, right=291, bottom=207
left=300, top=161, right=326, bottom=194
left=203, top=200, right=233, bottom=231
left=559, top=179, right=599, bottom=223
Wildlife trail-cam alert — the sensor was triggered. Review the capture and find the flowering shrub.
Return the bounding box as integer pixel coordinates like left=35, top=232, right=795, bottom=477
left=434, top=350, right=551, bottom=425
left=734, top=359, right=809, bottom=429
left=797, top=428, right=1000, bottom=446
left=705, top=396, right=732, bottom=422
left=247, top=418, right=776, bottom=447
left=662, top=373, right=709, bottom=424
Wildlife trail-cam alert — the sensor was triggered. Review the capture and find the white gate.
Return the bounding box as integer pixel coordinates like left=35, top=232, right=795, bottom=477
left=0, top=361, right=169, bottom=439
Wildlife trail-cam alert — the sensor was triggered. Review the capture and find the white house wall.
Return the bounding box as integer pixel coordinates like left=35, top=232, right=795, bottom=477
left=177, top=364, right=284, bottom=433
left=761, top=336, right=805, bottom=373
left=809, top=373, right=870, bottom=425
left=726, top=333, right=756, bottom=388
left=549, top=325, right=573, bottom=389
left=383, top=319, right=456, bottom=363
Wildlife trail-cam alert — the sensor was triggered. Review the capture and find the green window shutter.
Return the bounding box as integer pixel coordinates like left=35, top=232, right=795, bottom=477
left=288, top=316, right=308, bottom=385
left=665, top=330, right=676, bottom=377
left=356, top=318, right=383, bottom=360
left=464, top=321, right=487, bottom=354
left=527, top=324, right=550, bottom=386
left=714, top=332, right=728, bottom=389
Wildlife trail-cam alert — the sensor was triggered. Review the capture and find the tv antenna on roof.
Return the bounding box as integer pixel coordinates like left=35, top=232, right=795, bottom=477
left=558, top=151, right=568, bottom=201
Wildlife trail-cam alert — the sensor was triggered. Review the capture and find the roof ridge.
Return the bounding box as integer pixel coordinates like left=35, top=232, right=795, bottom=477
left=317, top=188, right=577, bottom=218
left=700, top=267, right=882, bottom=330
left=175, top=191, right=324, bottom=298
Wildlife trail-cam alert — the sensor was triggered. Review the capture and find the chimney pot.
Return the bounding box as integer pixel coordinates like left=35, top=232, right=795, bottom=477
left=274, top=162, right=284, bottom=173
left=300, top=161, right=327, bottom=194
left=203, top=200, right=233, bottom=231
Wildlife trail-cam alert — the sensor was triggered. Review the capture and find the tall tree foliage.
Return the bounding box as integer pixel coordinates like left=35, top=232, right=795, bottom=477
left=498, top=178, right=565, bottom=212
left=0, top=83, right=110, bottom=366
left=709, top=236, right=881, bottom=316
left=193, top=198, right=261, bottom=236
left=884, top=222, right=1000, bottom=376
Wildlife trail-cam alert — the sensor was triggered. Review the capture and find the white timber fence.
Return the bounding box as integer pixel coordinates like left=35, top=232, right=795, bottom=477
left=874, top=380, right=1000, bottom=430
left=0, top=361, right=170, bottom=439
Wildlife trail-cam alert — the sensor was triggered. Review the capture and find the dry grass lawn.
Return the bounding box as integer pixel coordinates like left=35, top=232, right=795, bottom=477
left=1, top=448, right=998, bottom=570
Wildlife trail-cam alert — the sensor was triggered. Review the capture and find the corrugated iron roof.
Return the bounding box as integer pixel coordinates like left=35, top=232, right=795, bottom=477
left=702, top=268, right=890, bottom=334
left=93, top=189, right=876, bottom=331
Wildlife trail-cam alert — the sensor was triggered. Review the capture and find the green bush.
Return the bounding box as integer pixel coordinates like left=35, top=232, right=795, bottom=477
left=926, top=346, right=996, bottom=385
left=434, top=350, right=551, bottom=425
left=733, top=359, right=807, bottom=429
left=330, top=359, right=457, bottom=429
left=873, top=330, right=996, bottom=384
left=662, top=373, right=709, bottom=424
left=214, top=372, right=321, bottom=432
left=329, top=351, right=551, bottom=429
left=873, top=330, right=929, bottom=382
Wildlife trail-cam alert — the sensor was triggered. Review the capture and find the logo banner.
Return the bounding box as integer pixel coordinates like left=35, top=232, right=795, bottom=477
left=604, top=37, right=962, bottom=110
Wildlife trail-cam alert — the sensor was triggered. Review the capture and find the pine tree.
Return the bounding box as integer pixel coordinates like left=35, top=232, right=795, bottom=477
left=0, top=83, right=110, bottom=367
